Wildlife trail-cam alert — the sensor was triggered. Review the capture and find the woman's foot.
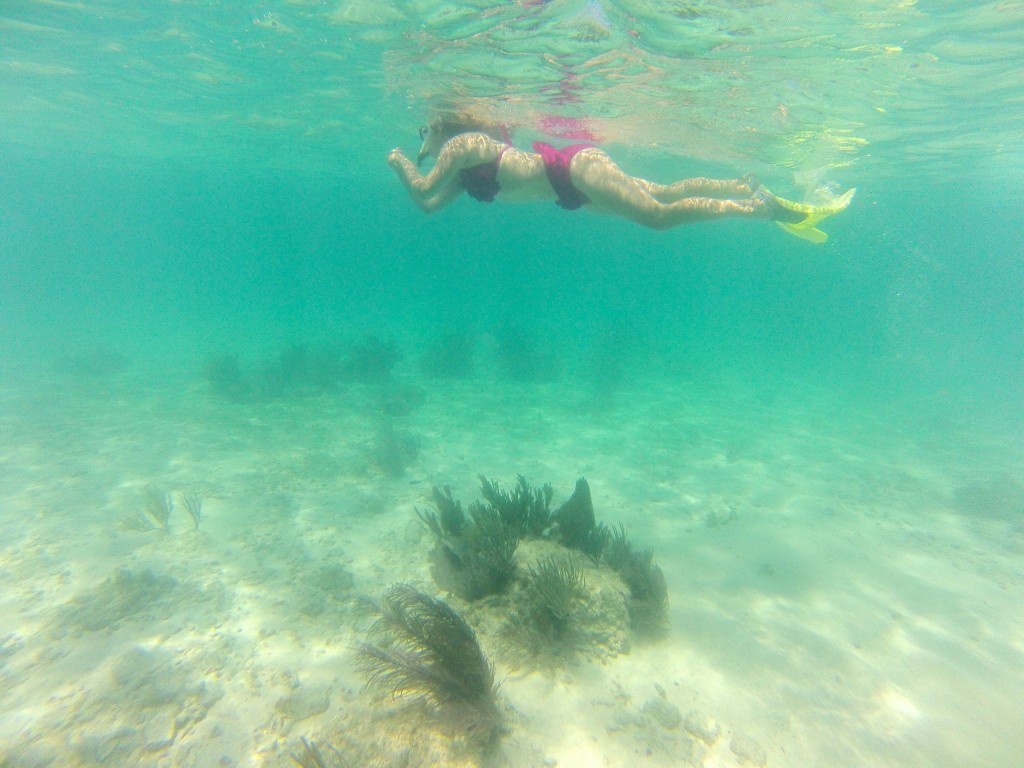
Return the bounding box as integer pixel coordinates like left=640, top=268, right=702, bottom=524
left=740, top=173, right=762, bottom=194
left=753, top=189, right=807, bottom=224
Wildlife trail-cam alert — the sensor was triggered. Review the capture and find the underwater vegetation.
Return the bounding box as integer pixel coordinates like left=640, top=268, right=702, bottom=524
left=552, top=477, right=596, bottom=550
left=202, top=344, right=343, bottom=401
left=119, top=487, right=204, bottom=533
left=519, top=554, right=587, bottom=650
left=374, top=422, right=421, bottom=477
left=291, top=737, right=350, bottom=768
left=202, top=335, right=402, bottom=402
left=601, top=522, right=635, bottom=571
left=526, top=555, right=586, bottom=633
left=341, top=334, right=400, bottom=383
left=419, top=475, right=669, bottom=644
left=419, top=486, right=520, bottom=601
left=356, top=584, right=502, bottom=749
left=178, top=489, right=203, bottom=530
left=497, top=544, right=634, bottom=665
left=601, top=524, right=670, bottom=638
left=548, top=480, right=669, bottom=637
left=620, top=548, right=669, bottom=637
left=422, top=485, right=467, bottom=538
left=479, top=473, right=554, bottom=538
left=260, top=343, right=345, bottom=397
left=580, top=521, right=613, bottom=563
left=119, top=486, right=173, bottom=532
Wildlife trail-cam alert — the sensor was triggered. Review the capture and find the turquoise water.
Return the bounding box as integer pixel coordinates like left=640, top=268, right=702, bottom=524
left=1, top=2, right=1023, bottom=767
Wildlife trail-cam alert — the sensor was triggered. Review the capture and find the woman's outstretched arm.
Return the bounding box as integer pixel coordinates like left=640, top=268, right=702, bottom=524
left=388, top=132, right=504, bottom=212
left=387, top=158, right=465, bottom=213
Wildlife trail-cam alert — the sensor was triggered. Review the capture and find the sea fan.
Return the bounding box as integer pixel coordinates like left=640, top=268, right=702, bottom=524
left=357, top=584, right=501, bottom=747
left=419, top=489, right=519, bottom=601
left=499, top=553, right=590, bottom=659
left=478, top=474, right=554, bottom=538
left=526, top=554, right=586, bottom=640
left=552, top=477, right=595, bottom=549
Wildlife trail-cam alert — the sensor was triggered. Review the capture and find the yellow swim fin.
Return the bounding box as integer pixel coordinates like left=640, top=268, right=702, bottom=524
left=766, top=187, right=856, bottom=244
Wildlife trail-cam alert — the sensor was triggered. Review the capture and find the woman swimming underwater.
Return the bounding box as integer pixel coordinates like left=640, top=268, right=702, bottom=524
left=388, top=111, right=854, bottom=242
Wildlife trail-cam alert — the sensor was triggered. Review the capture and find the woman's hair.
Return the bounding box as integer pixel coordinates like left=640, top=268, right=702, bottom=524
left=424, top=108, right=512, bottom=145
left=416, top=107, right=515, bottom=165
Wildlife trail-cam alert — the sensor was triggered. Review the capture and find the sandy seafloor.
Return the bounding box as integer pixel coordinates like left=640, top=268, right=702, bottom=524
left=1, top=357, right=1022, bottom=768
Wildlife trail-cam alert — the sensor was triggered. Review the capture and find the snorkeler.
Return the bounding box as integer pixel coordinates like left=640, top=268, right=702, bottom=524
left=388, top=111, right=855, bottom=242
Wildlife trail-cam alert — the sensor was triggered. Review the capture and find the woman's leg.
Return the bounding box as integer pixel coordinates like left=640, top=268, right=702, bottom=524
left=571, top=151, right=767, bottom=230
left=641, top=176, right=755, bottom=203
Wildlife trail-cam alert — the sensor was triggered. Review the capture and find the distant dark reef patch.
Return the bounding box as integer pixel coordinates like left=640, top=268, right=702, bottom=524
left=202, top=334, right=404, bottom=403
left=200, top=321, right=583, bottom=406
